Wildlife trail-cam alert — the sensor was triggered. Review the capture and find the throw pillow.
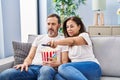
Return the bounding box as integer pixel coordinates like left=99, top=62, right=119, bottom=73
left=12, top=41, right=32, bottom=65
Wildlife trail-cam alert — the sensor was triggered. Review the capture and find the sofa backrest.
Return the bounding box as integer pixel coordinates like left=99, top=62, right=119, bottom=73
left=27, top=34, right=38, bottom=43
left=28, top=35, right=120, bottom=77
left=91, top=36, right=120, bottom=77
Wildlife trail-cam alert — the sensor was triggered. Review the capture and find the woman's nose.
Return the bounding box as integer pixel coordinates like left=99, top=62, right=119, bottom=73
left=67, top=27, right=71, bottom=30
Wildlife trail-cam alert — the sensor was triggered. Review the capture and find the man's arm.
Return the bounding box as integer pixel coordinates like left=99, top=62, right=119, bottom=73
left=24, top=46, right=37, bottom=65
left=14, top=46, right=37, bottom=71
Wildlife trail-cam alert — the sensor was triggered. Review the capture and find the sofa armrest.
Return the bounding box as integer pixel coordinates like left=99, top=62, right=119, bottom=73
left=0, top=56, right=14, bottom=72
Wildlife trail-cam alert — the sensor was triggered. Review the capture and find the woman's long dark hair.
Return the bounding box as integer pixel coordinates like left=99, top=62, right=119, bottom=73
left=63, top=16, right=86, bottom=37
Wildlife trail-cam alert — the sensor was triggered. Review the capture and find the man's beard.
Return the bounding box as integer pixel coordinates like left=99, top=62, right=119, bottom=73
left=48, top=29, right=55, bottom=37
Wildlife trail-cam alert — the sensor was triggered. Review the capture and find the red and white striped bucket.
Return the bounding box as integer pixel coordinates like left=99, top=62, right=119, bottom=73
left=41, top=49, right=57, bottom=61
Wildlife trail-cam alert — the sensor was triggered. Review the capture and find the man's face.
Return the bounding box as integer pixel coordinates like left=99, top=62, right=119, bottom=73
left=47, top=17, right=60, bottom=37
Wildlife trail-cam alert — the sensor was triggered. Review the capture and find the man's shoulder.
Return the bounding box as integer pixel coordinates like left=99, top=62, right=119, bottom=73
left=35, top=34, right=47, bottom=40
left=57, top=35, right=65, bottom=39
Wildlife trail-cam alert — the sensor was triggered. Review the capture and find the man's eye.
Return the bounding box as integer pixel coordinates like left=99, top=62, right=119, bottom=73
left=52, top=23, right=55, bottom=25
left=48, top=23, right=50, bottom=25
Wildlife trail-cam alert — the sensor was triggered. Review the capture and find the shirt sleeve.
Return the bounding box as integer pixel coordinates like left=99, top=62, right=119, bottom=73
left=32, top=35, right=44, bottom=47
left=79, top=33, right=92, bottom=46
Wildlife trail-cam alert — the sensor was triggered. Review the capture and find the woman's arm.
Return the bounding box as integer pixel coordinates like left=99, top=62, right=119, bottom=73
left=49, top=36, right=87, bottom=48
left=62, top=51, right=69, bottom=64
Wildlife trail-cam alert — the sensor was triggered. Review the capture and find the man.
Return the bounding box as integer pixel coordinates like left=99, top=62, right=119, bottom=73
left=0, top=14, right=68, bottom=80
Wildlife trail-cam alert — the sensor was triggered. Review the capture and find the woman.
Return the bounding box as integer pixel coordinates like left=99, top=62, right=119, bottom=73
left=48, top=16, right=102, bottom=80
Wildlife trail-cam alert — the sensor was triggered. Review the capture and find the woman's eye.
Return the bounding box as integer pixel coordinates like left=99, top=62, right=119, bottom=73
left=70, top=25, right=74, bottom=28
left=66, top=26, right=69, bottom=28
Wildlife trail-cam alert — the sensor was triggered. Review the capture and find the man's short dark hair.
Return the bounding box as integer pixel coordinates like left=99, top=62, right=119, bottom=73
left=47, top=14, right=61, bottom=24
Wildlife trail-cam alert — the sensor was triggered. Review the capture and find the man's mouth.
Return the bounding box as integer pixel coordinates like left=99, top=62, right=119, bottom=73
left=48, top=29, right=55, bottom=36
left=48, top=29, right=54, bottom=32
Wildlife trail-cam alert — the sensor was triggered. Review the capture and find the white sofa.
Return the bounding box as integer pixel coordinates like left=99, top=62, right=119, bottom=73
left=91, top=36, right=120, bottom=80
left=0, top=35, right=120, bottom=80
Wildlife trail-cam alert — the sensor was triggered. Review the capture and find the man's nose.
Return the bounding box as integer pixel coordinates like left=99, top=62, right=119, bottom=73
left=49, top=24, right=52, bottom=28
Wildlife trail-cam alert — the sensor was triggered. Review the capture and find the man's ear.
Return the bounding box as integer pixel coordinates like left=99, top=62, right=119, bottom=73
left=58, top=24, right=61, bottom=28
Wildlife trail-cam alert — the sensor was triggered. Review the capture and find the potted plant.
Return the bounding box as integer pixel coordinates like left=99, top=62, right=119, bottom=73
left=52, top=0, right=86, bottom=33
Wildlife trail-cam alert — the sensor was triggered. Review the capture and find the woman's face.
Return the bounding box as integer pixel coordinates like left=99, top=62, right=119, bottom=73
left=66, top=20, right=80, bottom=37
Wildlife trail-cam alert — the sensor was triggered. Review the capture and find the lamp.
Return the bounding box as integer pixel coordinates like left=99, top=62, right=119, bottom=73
left=117, top=0, right=120, bottom=25
left=92, top=0, right=106, bottom=26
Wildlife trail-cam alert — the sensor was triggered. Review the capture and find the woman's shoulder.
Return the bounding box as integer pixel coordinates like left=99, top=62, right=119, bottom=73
left=79, top=32, right=89, bottom=37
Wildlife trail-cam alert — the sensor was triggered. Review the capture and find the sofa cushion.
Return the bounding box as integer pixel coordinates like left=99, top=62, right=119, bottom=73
left=91, top=36, right=120, bottom=77
left=12, top=41, right=32, bottom=65
left=27, top=34, right=38, bottom=43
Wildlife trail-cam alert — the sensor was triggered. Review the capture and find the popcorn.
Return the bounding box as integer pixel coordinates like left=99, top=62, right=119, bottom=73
left=41, top=47, right=58, bottom=61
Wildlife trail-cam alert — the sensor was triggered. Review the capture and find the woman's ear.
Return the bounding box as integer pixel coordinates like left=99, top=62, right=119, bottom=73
left=78, top=25, right=81, bottom=30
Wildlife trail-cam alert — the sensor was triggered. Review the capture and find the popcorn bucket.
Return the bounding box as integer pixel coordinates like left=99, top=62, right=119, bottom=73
left=41, top=47, right=59, bottom=62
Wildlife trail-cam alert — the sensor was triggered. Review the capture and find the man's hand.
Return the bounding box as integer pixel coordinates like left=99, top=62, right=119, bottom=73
left=13, top=62, right=29, bottom=72
left=42, top=58, right=59, bottom=67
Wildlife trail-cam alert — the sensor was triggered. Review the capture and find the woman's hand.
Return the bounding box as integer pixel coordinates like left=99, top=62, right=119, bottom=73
left=13, top=62, right=29, bottom=72
left=48, top=40, right=57, bottom=48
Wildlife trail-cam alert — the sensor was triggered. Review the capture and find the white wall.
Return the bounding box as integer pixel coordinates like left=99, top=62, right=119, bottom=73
left=20, top=0, right=37, bottom=42
left=48, top=0, right=120, bottom=30
left=40, top=0, right=47, bottom=34
left=1, top=0, right=21, bottom=58
left=0, top=0, right=4, bottom=58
